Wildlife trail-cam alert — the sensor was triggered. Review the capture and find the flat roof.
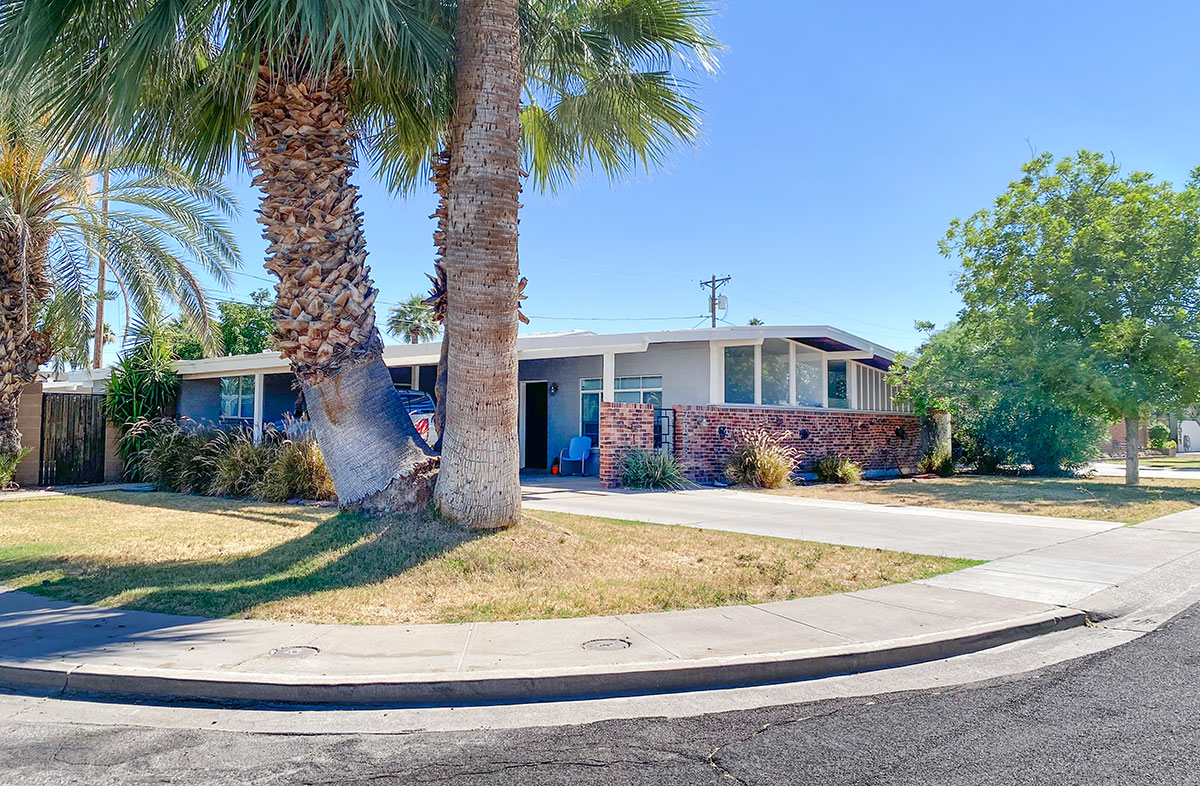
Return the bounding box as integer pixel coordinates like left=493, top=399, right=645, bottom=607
left=66, top=325, right=902, bottom=382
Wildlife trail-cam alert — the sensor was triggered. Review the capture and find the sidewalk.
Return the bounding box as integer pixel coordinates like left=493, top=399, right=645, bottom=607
left=2, top=499, right=1198, bottom=705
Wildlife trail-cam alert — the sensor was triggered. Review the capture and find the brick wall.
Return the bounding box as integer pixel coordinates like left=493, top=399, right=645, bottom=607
left=672, top=405, right=923, bottom=484
left=598, top=401, right=655, bottom=488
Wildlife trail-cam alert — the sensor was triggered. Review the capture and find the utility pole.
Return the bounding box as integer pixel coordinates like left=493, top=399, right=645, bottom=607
left=700, top=275, right=731, bottom=328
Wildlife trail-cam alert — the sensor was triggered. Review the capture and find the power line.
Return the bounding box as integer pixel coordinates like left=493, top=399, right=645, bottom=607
left=735, top=277, right=919, bottom=335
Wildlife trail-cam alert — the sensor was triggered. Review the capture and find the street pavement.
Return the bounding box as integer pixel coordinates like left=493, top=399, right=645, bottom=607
left=1, top=600, right=1196, bottom=785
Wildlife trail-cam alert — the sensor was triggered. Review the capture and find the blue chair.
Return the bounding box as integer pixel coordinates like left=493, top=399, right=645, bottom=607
left=559, top=436, right=593, bottom=476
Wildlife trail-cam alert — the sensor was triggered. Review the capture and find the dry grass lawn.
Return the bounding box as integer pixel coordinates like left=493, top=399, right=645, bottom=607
left=765, top=475, right=1200, bottom=524
left=0, top=491, right=974, bottom=625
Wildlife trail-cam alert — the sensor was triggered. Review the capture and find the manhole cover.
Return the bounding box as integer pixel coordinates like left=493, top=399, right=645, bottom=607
left=582, top=638, right=631, bottom=651
left=270, top=645, right=319, bottom=658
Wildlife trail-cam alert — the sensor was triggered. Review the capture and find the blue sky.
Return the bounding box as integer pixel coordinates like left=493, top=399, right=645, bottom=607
left=158, top=1, right=1200, bottom=362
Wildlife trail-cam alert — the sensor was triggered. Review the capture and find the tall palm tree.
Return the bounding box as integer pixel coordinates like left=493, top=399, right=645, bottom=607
left=387, top=294, right=441, bottom=344
left=0, top=108, right=238, bottom=457
left=3, top=0, right=718, bottom=521
left=426, top=0, right=526, bottom=527
left=390, top=0, right=720, bottom=527
left=1, top=0, right=455, bottom=509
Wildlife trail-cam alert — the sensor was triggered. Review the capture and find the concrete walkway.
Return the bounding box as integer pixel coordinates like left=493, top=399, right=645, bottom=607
left=522, top=478, right=1120, bottom=561
left=1090, top=461, right=1200, bottom=480
left=3, top=487, right=1199, bottom=704
left=0, top=482, right=153, bottom=502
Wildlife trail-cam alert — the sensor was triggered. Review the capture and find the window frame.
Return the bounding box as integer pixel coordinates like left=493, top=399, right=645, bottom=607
left=580, top=375, right=663, bottom=441
left=717, top=339, right=869, bottom=410
left=219, top=375, right=256, bottom=421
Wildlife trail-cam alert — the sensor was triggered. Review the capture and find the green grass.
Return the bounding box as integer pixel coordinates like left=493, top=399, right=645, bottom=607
left=764, top=475, right=1200, bottom=524
left=0, top=492, right=976, bottom=625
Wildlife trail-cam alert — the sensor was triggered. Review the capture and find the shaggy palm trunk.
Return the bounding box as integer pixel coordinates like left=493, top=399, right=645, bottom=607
left=434, top=0, right=523, bottom=528
left=0, top=224, right=51, bottom=456
left=247, top=62, right=435, bottom=511
left=1125, top=416, right=1140, bottom=486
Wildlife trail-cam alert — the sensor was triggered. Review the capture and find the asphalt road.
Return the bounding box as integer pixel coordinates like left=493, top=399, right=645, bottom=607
left=3, top=603, right=1198, bottom=786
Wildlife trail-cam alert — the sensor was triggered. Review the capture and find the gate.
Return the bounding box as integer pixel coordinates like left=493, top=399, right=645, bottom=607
left=39, top=393, right=107, bottom=486
left=654, top=407, right=674, bottom=454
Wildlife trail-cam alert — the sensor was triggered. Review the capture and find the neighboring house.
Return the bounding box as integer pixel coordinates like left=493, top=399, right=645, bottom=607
left=63, top=325, right=925, bottom=483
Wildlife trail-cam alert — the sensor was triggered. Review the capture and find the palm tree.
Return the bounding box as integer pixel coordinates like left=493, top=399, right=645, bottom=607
left=387, top=294, right=441, bottom=344
left=401, top=0, right=720, bottom=527
left=1, top=0, right=454, bottom=508
left=0, top=108, right=238, bottom=458
left=3, top=0, right=718, bottom=521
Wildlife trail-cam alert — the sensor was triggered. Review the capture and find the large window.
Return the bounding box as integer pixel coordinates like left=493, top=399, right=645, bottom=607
left=760, top=339, right=791, bottom=406
left=827, top=361, right=849, bottom=409
left=219, top=376, right=255, bottom=420
left=580, top=376, right=663, bottom=443
left=796, top=356, right=824, bottom=406
left=723, top=346, right=755, bottom=404
left=580, top=378, right=601, bottom=443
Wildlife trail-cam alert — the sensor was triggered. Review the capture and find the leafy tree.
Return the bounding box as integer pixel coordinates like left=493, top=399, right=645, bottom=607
left=387, top=294, right=440, bottom=344
left=940, top=151, right=1200, bottom=484
left=890, top=323, right=1105, bottom=475
left=217, top=289, right=274, bottom=356
left=747, top=317, right=764, bottom=326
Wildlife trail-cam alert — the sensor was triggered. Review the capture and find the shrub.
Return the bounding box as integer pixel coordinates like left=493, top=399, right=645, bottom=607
left=254, top=434, right=335, bottom=502
left=813, top=453, right=864, bottom=484
left=1148, top=423, right=1172, bottom=450
left=208, top=429, right=279, bottom=498
left=0, top=447, right=31, bottom=489
left=106, top=328, right=180, bottom=472
left=620, top=449, right=686, bottom=490
left=725, top=428, right=801, bottom=488
left=919, top=445, right=955, bottom=477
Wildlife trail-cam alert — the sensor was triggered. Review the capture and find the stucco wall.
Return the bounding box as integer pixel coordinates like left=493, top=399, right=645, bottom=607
left=12, top=382, right=42, bottom=487
left=519, top=355, right=603, bottom=472
left=178, top=373, right=298, bottom=429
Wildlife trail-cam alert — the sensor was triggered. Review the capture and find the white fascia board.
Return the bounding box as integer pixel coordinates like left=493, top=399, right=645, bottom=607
left=114, top=324, right=897, bottom=380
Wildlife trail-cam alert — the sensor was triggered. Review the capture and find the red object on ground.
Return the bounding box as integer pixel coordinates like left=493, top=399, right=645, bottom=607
left=551, top=465, right=559, bottom=475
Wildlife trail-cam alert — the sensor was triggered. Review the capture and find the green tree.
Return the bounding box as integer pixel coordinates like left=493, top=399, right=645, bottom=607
left=747, top=317, right=764, bottom=326
left=218, top=289, right=274, bottom=356
left=890, top=322, right=1105, bottom=474
left=941, top=151, right=1200, bottom=484
left=387, top=294, right=440, bottom=344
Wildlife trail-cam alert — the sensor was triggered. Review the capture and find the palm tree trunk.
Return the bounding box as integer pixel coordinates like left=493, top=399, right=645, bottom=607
left=434, top=0, right=523, bottom=529
left=247, top=61, right=436, bottom=510
left=1125, top=416, right=1140, bottom=486
left=0, top=224, right=52, bottom=457
left=93, top=170, right=110, bottom=369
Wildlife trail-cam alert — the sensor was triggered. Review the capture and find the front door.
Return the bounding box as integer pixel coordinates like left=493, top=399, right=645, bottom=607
left=522, top=382, right=549, bottom=470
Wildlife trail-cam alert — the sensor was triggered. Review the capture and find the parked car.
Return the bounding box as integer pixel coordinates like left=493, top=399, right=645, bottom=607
left=396, top=389, right=437, bottom=445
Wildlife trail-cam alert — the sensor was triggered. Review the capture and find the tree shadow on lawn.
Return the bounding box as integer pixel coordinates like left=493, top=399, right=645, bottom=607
left=0, top=503, right=491, bottom=624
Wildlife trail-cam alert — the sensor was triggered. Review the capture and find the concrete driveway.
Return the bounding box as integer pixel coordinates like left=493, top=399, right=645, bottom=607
left=521, top=477, right=1119, bottom=561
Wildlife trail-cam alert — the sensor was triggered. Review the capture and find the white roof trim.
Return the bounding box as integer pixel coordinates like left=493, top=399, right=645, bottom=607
left=71, top=325, right=900, bottom=380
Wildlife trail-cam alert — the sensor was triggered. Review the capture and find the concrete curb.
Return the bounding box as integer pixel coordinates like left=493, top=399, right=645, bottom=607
left=0, top=608, right=1084, bottom=706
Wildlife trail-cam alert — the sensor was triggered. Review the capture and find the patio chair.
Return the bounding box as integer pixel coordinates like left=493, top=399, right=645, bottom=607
left=558, top=436, right=593, bottom=476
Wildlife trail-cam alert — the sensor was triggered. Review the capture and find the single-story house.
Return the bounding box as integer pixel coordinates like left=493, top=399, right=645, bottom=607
left=71, top=325, right=921, bottom=483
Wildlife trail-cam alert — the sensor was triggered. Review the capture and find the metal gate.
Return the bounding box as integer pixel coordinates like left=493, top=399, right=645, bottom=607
left=39, top=393, right=107, bottom=486
left=654, top=408, right=675, bottom=454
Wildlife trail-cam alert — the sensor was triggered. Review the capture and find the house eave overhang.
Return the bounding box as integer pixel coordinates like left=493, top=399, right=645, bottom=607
left=83, top=325, right=903, bottom=379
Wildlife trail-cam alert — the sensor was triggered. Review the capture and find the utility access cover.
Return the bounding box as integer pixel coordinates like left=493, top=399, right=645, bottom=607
left=270, top=646, right=320, bottom=658
left=582, top=638, right=631, bottom=651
